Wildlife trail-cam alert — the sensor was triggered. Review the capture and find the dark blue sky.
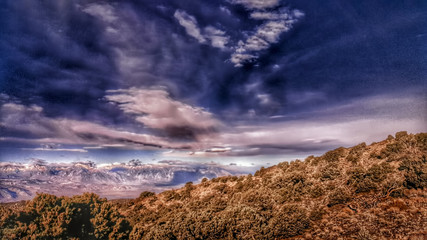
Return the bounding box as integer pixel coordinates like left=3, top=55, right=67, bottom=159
left=0, top=0, right=426, bottom=163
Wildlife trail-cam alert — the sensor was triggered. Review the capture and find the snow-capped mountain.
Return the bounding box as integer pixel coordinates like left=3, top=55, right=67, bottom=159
left=0, top=159, right=252, bottom=202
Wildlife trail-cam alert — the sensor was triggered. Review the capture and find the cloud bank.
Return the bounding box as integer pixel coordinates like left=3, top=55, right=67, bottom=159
left=0, top=101, right=171, bottom=149
left=0, top=0, right=425, bottom=163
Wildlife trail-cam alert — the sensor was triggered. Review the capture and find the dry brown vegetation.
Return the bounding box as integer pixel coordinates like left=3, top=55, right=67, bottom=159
left=1, top=131, right=426, bottom=239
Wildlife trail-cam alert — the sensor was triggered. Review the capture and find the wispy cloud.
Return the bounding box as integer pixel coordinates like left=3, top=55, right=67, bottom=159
left=0, top=102, right=175, bottom=149
left=174, top=10, right=229, bottom=50
left=174, top=10, right=207, bottom=44
left=22, top=148, right=88, bottom=153
left=228, top=0, right=281, bottom=10
left=216, top=93, right=427, bottom=155
left=172, top=6, right=303, bottom=66
left=250, top=8, right=305, bottom=20
left=204, top=26, right=230, bottom=49
left=82, top=3, right=118, bottom=23
left=230, top=8, right=304, bottom=66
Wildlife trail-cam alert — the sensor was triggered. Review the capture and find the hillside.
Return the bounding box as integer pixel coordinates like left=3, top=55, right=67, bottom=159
left=1, top=131, right=426, bottom=239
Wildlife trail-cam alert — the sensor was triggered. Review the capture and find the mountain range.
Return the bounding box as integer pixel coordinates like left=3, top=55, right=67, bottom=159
left=0, top=159, right=251, bottom=202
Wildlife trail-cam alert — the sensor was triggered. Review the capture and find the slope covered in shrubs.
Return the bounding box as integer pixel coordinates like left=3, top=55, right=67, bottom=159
left=1, top=132, right=426, bottom=239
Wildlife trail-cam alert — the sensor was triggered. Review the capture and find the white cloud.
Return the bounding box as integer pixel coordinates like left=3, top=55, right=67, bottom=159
left=219, top=118, right=426, bottom=156
left=256, top=94, right=272, bottom=105
left=220, top=6, right=232, bottom=15
left=171, top=5, right=302, bottom=65
left=23, top=148, right=88, bottom=153
left=231, top=20, right=292, bottom=66
left=174, top=10, right=206, bottom=44
left=1, top=93, right=425, bottom=157
left=174, top=10, right=229, bottom=50
left=230, top=9, right=304, bottom=67
left=82, top=3, right=157, bottom=85
left=230, top=52, right=257, bottom=67
left=286, top=91, right=326, bottom=105
left=250, top=9, right=304, bottom=20
left=106, top=88, right=221, bottom=141
left=204, top=26, right=229, bottom=49
left=0, top=102, right=178, bottom=149
left=82, top=3, right=118, bottom=23
left=218, top=94, right=427, bottom=155
left=229, top=0, right=281, bottom=10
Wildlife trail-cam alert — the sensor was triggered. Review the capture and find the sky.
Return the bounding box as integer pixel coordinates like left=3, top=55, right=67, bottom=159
left=0, top=0, right=426, bottom=165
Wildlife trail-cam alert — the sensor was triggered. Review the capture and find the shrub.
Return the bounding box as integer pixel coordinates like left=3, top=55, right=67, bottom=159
left=366, top=163, right=392, bottom=182
left=346, top=142, right=366, bottom=163
left=0, top=193, right=131, bottom=239
left=139, top=191, right=155, bottom=200
left=277, top=161, right=290, bottom=171
left=129, top=223, right=146, bottom=240
left=398, top=156, right=427, bottom=189
left=415, top=133, right=427, bottom=151
left=395, top=131, right=408, bottom=140
left=213, top=183, right=227, bottom=193
left=328, top=187, right=351, bottom=206
left=304, top=155, right=315, bottom=165
left=163, top=190, right=181, bottom=201
left=185, top=182, right=194, bottom=190
left=254, top=167, right=266, bottom=177
left=347, top=163, right=392, bottom=193
left=320, top=163, right=341, bottom=181
left=309, top=185, right=325, bottom=198
left=230, top=176, right=238, bottom=181
left=309, top=205, right=327, bottom=221
left=266, top=204, right=310, bottom=239
left=381, top=142, right=405, bottom=159
left=214, top=205, right=267, bottom=239
left=288, top=160, right=306, bottom=171
left=323, top=147, right=346, bottom=163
